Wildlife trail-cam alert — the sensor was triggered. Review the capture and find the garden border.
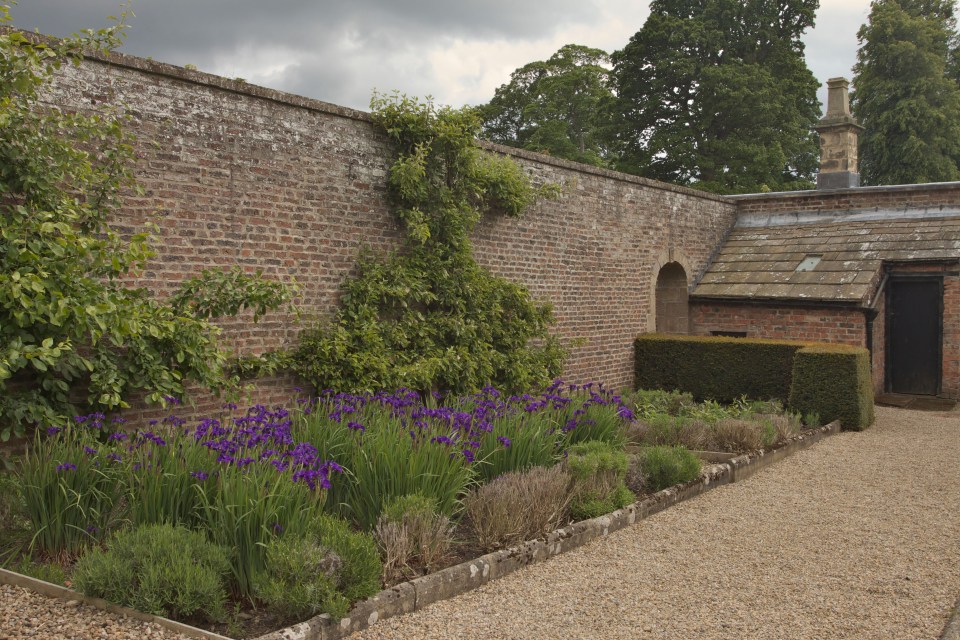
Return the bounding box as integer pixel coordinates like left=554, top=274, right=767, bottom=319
left=0, top=421, right=839, bottom=640
left=0, top=567, right=232, bottom=640
left=256, top=420, right=840, bottom=640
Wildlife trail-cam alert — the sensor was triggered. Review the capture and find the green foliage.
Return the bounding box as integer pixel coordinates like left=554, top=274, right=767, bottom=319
left=19, top=429, right=123, bottom=555
left=169, top=266, right=298, bottom=322
left=9, top=558, right=66, bottom=585
left=479, top=44, right=614, bottom=166
left=788, top=346, right=875, bottom=430
left=565, top=440, right=634, bottom=520
left=294, top=405, right=474, bottom=530
left=630, top=388, right=694, bottom=418
left=472, top=410, right=559, bottom=483
left=640, top=446, right=702, bottom=492
left=852, top=0, right=960, bottom=185
left=72, top=524, right=231, bottom=623
left=309, top=513, right=382, bottom=603
left=252, top=535, right=349, bottom=622
left=0, top=11, right=295, bottom=442
left=634, top=333, right=806, bottom=402
left=294, top=93, right=564, bottom=395
left=608, top=0, right=821, bottom=193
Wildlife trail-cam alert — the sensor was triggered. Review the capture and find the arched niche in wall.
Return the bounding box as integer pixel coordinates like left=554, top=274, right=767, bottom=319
left=650, top=251, right=692, bottom=334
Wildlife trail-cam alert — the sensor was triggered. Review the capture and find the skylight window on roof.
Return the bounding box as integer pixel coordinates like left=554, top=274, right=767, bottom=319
left=795, top=255, right=822, bottom=272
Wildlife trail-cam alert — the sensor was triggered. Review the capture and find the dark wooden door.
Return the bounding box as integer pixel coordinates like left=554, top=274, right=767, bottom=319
left=888, top=278, right=942, bottom=395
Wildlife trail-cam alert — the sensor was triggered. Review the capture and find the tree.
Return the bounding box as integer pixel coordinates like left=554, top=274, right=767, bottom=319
left=609, top=0, right=821, bottom=194
left=852, top=0, right=960, bottom=185
left=0, top=9, right=293, bottom=441
left=294, top=94, right=565, bottom=395
left=479, top=44, right=614, bottom=167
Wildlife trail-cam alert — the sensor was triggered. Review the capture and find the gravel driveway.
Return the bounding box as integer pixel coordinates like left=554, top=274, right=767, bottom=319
left=1, top=405, right=957, bottom=640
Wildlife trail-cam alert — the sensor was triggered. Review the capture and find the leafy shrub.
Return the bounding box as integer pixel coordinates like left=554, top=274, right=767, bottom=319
left=293, top=93, right=564, bottom=395
left=0, top=14, right=295, bottom=442
left=640, top=446, right=702, bottom=492
left=252, top=535, right=348, bottom=622
left=72, top=524, right=230, bottom=623
left=0, top=473, right=29, bottom=562
left=631, top=388, right=693, bottom=417
left=565, top=441, right=634, bottom=520
left=375, top=493, right=453, bottom=584
left=803, top=411, right=821, bottom=428
left=463, top=465, right=572, bottom=551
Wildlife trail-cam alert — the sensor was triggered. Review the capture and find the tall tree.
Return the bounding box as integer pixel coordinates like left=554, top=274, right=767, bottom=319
left=479, top=44, right=613, bottom=167
left=609, top=0, right=821, bottom=194
left=852, top=0, right=960, bottom=185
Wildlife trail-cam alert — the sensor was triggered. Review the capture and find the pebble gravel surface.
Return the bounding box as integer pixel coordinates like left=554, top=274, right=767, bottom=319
left=1, top=406, right=957, bottom=640
left=0, top=583, right=193, bottom=640
left=353, top=406, right=960, bottom=640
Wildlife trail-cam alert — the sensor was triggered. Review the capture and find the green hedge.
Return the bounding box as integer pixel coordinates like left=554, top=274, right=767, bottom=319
left=634, top=334, right=875, bottom=430
left=788, top=346, right=875, bottom=431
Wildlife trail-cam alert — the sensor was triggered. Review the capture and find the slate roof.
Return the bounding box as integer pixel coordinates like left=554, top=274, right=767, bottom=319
left=692, top=214, right=960, bottom=305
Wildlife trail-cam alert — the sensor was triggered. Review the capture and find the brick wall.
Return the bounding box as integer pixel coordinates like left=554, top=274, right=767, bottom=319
left=943, top=276, right=960, bottom=399
left=734, top=182, right=960, bottom=216
left=39, top=49, right=737, bottom=414
left=690, top=303, right=867, bottom=346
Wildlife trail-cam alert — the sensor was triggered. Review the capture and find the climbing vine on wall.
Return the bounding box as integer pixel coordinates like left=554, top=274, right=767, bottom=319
left=294, top=93, right=565, bottom=394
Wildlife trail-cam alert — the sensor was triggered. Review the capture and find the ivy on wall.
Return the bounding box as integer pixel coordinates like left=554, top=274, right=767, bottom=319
left=294, top=93, right=565, bottom=394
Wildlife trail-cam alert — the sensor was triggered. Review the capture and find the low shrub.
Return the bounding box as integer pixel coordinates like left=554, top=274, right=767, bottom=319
left=708, top=419, right=772, bottom=453
left=630, top=414, right=710, bottom=450
left=252, top=535, right=348, bottom=622
left=375, top=493, right=453, bottom=584
left=310, top=514, right=382, bottom=603
left=624, top=455, right=646, bottom=495
left=463, top=465, right=572, bottom=552
left=565, top=441, right=634, bottom=520
left=640, top=446, right=702, bottom=492
left=630, top=388, right=693, bottom=417
left=72, top=524, right=231, bottom=623
left=0, top=473, right=29, bottom=563
left=10, top=558, right=66, bottom=586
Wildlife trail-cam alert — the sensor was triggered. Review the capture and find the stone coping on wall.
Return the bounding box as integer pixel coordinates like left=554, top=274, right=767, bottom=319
left=256, top=420, right=841, bottom=640
left=7, top=27, right=731, bottom=206
left=0, top=567, right=232, bottom=640
left=730, top=181, right=960, bottom=201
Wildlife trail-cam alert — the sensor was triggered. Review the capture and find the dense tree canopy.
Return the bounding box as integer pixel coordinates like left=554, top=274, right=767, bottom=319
left=607, top=0, right=821, bottom=194
left=852, top=0, right=960, bottom=185
left=479, top=44, right=613, bottom=167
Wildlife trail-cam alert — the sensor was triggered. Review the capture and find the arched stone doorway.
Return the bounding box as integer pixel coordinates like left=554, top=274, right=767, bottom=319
left=655, top=262, right=689, bottom=334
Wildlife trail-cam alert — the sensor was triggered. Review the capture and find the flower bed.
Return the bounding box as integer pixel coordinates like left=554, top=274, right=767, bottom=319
left=0, top=382, right=812, bottom=638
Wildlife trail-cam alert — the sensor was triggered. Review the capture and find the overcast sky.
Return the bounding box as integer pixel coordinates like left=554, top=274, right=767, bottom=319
left=11, top=0, right=873, bottom=112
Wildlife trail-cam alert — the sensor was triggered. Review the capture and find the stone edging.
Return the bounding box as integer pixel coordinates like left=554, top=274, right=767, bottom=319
left=941, top=596, right=960, bottom=640
left=256, top=420, right=841, bottom=640
left=0, top=567, right=231, bottom=640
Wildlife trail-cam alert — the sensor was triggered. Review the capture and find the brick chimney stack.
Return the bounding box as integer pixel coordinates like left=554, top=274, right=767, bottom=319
left=813, top=78, right=864, bottom=190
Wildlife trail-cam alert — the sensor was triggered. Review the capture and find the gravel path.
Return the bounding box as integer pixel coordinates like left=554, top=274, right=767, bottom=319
left=1, top=406, right=957, bottom=639
left=353, top=406, right=960, bottom=640
left=0, top=583, right=193, bottom=639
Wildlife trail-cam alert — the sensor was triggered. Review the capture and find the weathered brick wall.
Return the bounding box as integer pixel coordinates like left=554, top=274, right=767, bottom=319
left=690, top=303, right=868, bottom=346
left=870, top=294, right=886, bottom=396
left=942, top=276, right=960, bottom=399
left=41, top=49, right=737, bottom=408
left=734, top=182, right=960, bottom=216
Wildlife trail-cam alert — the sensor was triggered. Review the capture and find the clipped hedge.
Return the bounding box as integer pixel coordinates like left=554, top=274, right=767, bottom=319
left=635, top=334, right=806, bottom=402
left=788, top=346, right=875, bottom=431
left=635, top=334, right=875, bottom=430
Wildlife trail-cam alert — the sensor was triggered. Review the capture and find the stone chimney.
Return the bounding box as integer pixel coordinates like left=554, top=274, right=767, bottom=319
left=813, top=78, right=864, bottom=190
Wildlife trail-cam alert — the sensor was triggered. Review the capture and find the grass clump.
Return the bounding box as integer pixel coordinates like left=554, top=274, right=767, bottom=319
left=463, top=465, right=572, bottom=552
left=640, top=446, right=702, bottom=492
left=565, top=441, right=634, bottom=520
left=72, top=524, right=231, bottom=623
